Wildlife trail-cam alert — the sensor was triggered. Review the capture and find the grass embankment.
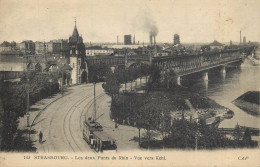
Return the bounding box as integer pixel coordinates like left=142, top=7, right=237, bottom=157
left=111, top=87, right=233, bottom=124
left=233, top=91, right=260, bottom=117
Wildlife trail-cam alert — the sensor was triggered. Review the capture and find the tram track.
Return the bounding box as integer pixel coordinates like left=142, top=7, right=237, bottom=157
left=39, top=85, right=93, bottom=152
left=63, top=86, right=106, bottom=152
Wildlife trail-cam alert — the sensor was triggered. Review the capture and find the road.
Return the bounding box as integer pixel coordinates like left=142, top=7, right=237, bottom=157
left=31, top=79, right=147, bottom=153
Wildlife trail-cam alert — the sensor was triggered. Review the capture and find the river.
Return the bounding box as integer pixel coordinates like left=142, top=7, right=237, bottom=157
left=182, top=49, right=260, bottom=129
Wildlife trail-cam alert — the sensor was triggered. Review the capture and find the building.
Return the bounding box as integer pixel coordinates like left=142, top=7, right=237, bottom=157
left=86, top=46, right=114, bottom=56
left=48, top=39, right=69, bottom=54
left=35, top=39, right=69, bottom=55
left=157, top=51, right=169, bottom=57
left=0, top=41, right=18, bottom=52
left=173, top=34, right=180, bottom=45
left=243, top=36, right=246, bottom=44
left=17, top=40, right=35, bottom=54
left=35, top=41, right=45, bottom=54
left=209, top=40, right=224, bottom=50
left=124, top=35, right=132, bottom=45
left=69, top=20, right=87, bottom=84
left=0, top=52, right=46, bottom=81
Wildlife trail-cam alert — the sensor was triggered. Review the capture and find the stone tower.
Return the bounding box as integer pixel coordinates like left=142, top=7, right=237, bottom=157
left=69, top=19, right=87, bottom=84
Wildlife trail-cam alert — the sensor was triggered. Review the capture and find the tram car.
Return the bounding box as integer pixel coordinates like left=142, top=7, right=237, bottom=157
left=83, top=118, right=117, bottom=153
left=92, top=131, right=117, bottom=153
left=83, top=118, right=103, bottom=146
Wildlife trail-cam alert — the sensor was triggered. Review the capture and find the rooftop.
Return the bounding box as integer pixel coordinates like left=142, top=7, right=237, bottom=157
left=209, top=40, right=224, bottom=46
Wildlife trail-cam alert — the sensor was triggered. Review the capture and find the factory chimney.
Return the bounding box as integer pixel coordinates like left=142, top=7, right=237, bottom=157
left=150, top=34, right=153, bottom=45
left=117, top=36, right=119, bottom=45
left=142, top=41, right=145, bottom=55
left=133, top=35, right=135, bottom=45
left=154, top=36, right=157, bottom=57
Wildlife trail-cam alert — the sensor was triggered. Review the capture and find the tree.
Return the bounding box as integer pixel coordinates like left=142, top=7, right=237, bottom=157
left=163, top=69, right=177, bottom=89
left=233, top=124, right=242, bottom=141
left=136, top=96, right=161, bottom=149
left=103, top=72, right=121, bottom=97
left=147, top=64, right=161, bottom=91
left=157, top=104, right=171, bottom=149
left=88, top=62, right=110, bottom=82
left=243, top=128, right=252, bottom=147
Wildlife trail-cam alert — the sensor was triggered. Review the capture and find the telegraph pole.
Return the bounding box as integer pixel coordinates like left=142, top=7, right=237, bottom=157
left=26, top=78, right=30, bottom=127
left=25, top=51, right=31, bottom=149
left=61, top=66, right=64, bottom=95
left=93, top=82, right=96, bottom=121
left=195, top=134, right=198, bottom=151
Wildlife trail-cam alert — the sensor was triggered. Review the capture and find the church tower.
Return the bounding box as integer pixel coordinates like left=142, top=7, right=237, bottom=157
left=69, top=19, right=87, bottom=84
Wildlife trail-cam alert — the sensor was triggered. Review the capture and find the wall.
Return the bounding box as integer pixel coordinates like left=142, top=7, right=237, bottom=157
left=70, top=56, right=78, bottom=84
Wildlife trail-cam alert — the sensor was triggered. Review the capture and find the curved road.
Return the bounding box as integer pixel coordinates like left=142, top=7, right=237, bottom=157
left=31, top=81, right=146, bottom=153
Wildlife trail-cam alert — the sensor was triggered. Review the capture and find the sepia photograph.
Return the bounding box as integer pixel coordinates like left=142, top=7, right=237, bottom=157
left=0, top=0, right=260, bottom=166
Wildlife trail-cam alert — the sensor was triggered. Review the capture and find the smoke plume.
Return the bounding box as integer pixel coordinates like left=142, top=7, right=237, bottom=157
left=132, top=8, right=159, bottom=37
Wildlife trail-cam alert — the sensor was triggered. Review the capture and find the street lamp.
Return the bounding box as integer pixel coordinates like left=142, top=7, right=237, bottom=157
left=61, top=64, right=64, bottom=95
left=26, top=112, right=30, bottom=127
left=26, top=77, right=30, bottom=127
left=93, top=82, right=96, bottom=121
left=195, top=130, right=201, bottom=151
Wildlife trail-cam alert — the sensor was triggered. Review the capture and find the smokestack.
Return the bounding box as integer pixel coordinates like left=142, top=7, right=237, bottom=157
left=154, top=36, right=157, bottom=57
left=153, top=36, right=156, bottom=46
left=133, top=35, right=135, bottom=45
left=117, top=36, right=119, bottom=45
left=240, top=30, right=241, bottom=44
left=142, top=41, right=145, bottom=55
left=150, top=34, right=153, bottom=45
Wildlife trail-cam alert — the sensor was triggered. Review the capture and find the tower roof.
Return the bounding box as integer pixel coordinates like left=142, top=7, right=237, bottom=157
left=69, top=19, right=83, bottom=44
left=72, top=25, right=79, bottom=39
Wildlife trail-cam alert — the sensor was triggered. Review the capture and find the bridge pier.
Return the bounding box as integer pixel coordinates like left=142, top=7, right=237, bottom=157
left=203, top=71, right=208, bottom=81
left=220, top=66, right=226, bottom=74
left=110, top=66, right=116, bottom=73
left=177, top=76, right=181, bottom=85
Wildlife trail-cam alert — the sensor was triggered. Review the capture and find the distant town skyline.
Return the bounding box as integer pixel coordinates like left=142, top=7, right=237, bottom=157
left=0, top=0, right=260, bottom=44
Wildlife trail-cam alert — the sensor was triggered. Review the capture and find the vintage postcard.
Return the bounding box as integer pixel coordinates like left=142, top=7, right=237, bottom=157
left=0, top=0, right=260, bottom=166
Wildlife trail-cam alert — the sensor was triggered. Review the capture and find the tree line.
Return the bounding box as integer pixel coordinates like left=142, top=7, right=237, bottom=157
left=0, top=71, right=60, bottom=151
left=103, top=65, right=257, bottom=150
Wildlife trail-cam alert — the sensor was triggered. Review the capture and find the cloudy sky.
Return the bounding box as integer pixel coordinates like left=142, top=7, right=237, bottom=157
left=0, top=0, right=259, bottom=43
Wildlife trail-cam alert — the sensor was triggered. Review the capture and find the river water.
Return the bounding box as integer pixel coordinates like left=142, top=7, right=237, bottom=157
left=183, top=49, right=260, bottom=129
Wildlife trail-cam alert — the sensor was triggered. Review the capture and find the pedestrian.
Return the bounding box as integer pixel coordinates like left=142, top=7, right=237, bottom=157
left=39, top=131, right=43, bottom=143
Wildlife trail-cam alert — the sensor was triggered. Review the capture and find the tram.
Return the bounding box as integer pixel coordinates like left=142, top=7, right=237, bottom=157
left=83, top=117, right=117, bottom=153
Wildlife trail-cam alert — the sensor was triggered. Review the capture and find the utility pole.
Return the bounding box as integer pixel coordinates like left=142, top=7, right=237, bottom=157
left=44, top=40, right=46, bottom=63
left=61, top=65, right=64, bottom=95
left=195, top=130, right=201, bottom=151
left=93, top=82, right=96, bottom=121
left=26, top=60, right=31, bottom=149
left=195, top=134, right=198, bottom=151
left=26, top=49, right=30, bottom=128
left=26, top=77, right=30, bottom=127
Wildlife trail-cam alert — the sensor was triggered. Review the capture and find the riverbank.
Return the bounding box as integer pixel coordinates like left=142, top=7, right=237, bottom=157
left=233, top=91, right=260, bottom=117
left=111, top=87, right=233, bottom=125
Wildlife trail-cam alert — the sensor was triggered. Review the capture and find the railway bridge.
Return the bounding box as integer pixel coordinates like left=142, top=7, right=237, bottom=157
left=86, top=45, right=256, bottom=85
left=153, top=45, right=256, bottom=85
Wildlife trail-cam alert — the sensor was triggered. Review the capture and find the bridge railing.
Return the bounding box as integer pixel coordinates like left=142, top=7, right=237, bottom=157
left=153, top=49, right=245, bottom=74
left=86, top=56, right=125, bottom=66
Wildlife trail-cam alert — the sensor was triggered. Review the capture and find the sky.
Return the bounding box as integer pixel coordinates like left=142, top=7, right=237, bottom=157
left=0, top=0, right=260, bottom=44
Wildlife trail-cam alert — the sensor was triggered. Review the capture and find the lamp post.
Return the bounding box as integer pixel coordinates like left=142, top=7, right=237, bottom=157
left=26, top=112, right=30, bottom=127
left=26, top=76, right=31, bottom=149
left=93, top=82, right=96, bottom=121
left=61, top=64, right=64, bottom=95
left=26, top=78, right=30, bottom=127
left=195, top=130, right=201, bottom=151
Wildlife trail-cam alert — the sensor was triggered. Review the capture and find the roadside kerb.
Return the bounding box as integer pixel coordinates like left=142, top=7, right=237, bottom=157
left=29, top=92, right=71, bottom=132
